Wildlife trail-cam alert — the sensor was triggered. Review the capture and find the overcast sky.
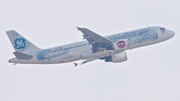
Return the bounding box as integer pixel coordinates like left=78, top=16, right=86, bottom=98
left=0, top=0, right=180, bottom=101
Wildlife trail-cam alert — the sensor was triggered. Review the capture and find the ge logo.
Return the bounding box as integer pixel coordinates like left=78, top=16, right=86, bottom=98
left=14, top=38, right=26, bottom=49
left=117, top=41, right=126, bottom=48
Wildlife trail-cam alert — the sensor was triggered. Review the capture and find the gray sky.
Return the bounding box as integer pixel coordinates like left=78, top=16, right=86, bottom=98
left=0, top=0, right=180, bottom=101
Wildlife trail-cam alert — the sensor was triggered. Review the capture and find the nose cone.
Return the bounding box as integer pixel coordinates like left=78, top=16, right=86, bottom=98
left=172, top=31, right=175, bottom=37
left=167, top=30, right=175, bottom=38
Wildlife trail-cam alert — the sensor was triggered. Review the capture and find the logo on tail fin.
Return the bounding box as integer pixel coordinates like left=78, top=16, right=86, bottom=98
left=14, top=38, right=26, bottom=49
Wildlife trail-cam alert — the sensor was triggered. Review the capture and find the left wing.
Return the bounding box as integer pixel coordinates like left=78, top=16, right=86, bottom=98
left=73, top=58, right=97, bottom=67
left=81, top=58, right=97, bottom=65
left=73, top=55, right=111, bottom=67
left=77, top=27, right=113, bottom=53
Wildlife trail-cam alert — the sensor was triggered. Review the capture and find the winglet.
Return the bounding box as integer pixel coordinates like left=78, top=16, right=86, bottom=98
left=73, top=63, right=78, bottom=67
left=76, top=27, right=81, bottom=31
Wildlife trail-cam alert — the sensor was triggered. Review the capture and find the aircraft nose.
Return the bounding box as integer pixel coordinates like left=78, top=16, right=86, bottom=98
left=172, top=30, right=175, bottom=37
left=167, top=30, right=175, bottom=38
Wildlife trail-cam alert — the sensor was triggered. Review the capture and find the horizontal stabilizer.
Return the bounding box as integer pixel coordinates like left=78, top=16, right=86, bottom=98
left=13, top=52, right=33, bottom=60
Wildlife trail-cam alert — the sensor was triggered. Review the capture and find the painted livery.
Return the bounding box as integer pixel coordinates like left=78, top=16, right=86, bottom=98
left=6, top=26, right=175, bottom=66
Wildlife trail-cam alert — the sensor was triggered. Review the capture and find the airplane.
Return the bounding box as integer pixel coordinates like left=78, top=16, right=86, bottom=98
left=6, top=26, right=175, bottom=66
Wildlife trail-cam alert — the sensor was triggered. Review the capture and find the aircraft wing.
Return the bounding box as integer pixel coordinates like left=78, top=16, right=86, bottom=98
left=73, top=53, right=113, bottom=67
left=81, top=58, right=97, bottom=65
left=73, top=58, right=97, bottom=67
left=77, top=27, right=112, bottom=53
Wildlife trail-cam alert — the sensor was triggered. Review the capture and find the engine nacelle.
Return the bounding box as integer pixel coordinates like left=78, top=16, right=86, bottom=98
left=112, top=39, right=128, bottom=51
left=105, top=52, right=127, bottom=63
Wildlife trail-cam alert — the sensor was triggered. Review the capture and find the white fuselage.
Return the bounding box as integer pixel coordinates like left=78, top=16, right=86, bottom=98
left=9, top=26, right=175, bottom=64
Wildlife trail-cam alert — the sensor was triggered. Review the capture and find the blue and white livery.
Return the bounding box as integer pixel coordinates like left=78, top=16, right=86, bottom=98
left=14, top=38, right=26, bottom=49
left=6, top=26, right=175, bottom=66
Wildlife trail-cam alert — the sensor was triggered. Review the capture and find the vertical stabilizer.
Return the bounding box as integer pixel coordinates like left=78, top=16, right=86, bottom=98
left=6, top=30, right=41, bottom=54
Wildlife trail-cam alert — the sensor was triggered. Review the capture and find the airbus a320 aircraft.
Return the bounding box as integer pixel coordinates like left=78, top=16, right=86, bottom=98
left=6, top=26, right=175, bottom=66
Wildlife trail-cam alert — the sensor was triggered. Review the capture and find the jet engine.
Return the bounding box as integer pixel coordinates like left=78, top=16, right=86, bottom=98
left=105, top=52, right=127, bottom=63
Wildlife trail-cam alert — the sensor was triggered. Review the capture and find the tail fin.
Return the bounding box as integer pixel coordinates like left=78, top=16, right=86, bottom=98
left=6, top=30, right=41, bottom=54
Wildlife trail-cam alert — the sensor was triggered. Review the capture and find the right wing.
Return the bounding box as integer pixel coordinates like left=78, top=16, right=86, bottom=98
left=77, top=27, right=113, bottom=53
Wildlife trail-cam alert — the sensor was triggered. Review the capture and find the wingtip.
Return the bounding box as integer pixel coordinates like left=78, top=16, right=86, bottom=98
left=73, top=63, right=78, bottom=67
left=76, top=27, right=81, bottom=31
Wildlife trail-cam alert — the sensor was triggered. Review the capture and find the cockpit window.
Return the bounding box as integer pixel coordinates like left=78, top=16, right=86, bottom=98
left=160, top=27, right=165, bottom=34
left=160, top=27, right=165, bottom=30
